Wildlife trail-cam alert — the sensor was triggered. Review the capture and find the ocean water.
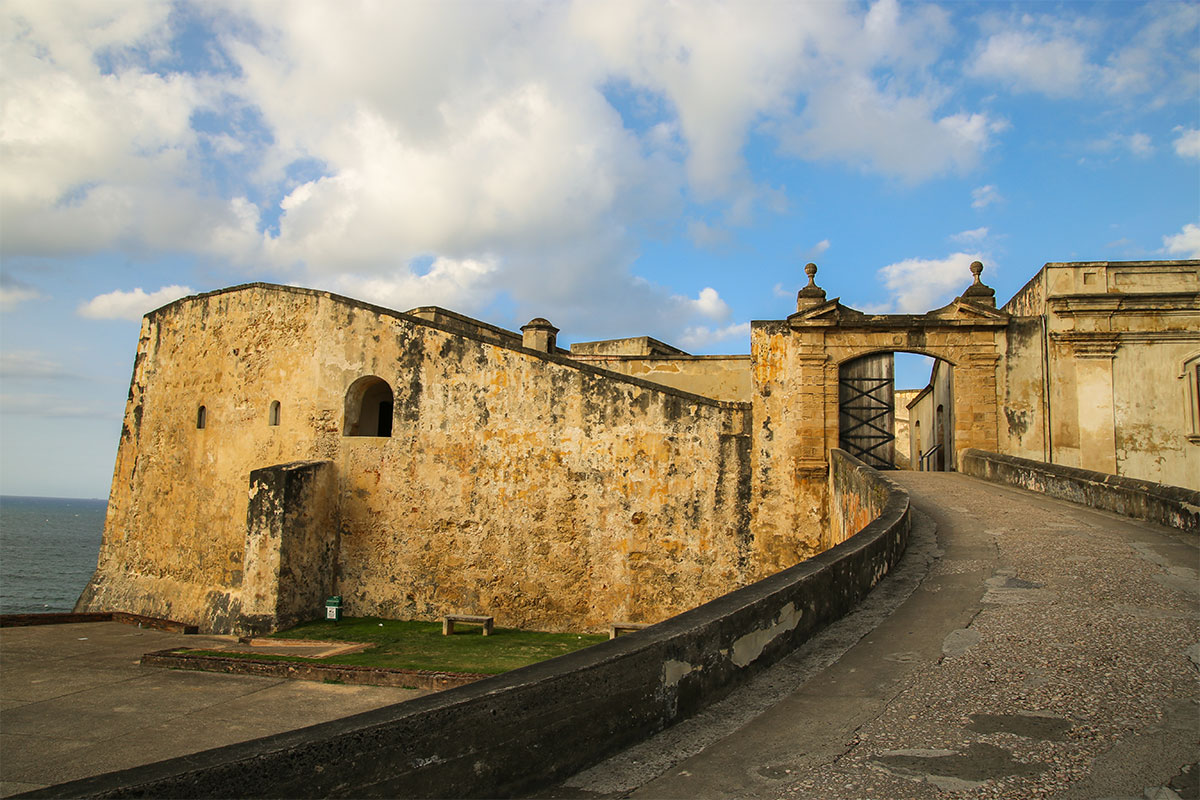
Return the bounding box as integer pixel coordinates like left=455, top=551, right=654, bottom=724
left=0, top=495, right=106, bottom=614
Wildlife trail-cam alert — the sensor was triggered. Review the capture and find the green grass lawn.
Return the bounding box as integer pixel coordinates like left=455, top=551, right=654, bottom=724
left=206, top=617, right=608, bottom=674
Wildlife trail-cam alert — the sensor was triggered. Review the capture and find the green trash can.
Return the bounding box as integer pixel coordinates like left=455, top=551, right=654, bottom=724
left=325, top=595, right=342, bottom=622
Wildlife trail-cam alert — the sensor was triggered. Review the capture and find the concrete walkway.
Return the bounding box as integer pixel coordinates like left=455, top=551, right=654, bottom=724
left=0, top=622, right=427, bottom=797
left=549, top=473, right=1199, bottom=799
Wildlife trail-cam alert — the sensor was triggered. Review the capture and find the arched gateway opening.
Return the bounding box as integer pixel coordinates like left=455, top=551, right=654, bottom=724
left=838, top=351, right=955, bottom=470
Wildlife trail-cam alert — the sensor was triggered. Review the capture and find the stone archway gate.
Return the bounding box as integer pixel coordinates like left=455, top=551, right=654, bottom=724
left=746, top=262, right=1009, bottom=576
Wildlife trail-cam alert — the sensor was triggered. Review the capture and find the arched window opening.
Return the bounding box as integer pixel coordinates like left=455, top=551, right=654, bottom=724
left=196, top=405, right=207, bottom=430
left=268, top=400, right=281, bottom=427
left=344, top=376, right=394, bottom=437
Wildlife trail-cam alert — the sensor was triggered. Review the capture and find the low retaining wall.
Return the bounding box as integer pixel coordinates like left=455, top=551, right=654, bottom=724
left=0, top=612, right=196, bottom=632
left=142, top=649, right=488, bottom=691
left=829, top=448, right=895, bottom=546
left=961, top=449, right=1200, bottom=533
left=21, top=449, right=909, bottom=800
left=0, top=613, right=113, bottom=628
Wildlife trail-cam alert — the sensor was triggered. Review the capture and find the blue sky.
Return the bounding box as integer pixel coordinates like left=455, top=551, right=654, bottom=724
left=1, top=0, right=1197, bottom=499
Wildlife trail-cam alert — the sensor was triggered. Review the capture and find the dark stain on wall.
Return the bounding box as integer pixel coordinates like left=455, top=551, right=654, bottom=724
left=394, top=331, right=424, bottom=425
left=1005, top=406, right=1030, bottom=438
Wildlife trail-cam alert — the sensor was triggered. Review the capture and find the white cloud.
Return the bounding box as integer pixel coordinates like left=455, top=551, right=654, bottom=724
left=1162, top=223, right=1200, bottom=259
left=1173, top=128, right=1200, bottom=160
left=0, top=2, right=227, bottom=257
left=807, top=239, right=831, bottom=260
left=77, top=285, right=194, bottom=320
left=1086, top=132, right=1155, bottom=159
left=12, top=0, right=1196, bottom=353
left=320, top=259, right=499, bottom=314
left=1127, top=132, right=1153, bottom=158
left=777, top=76, right=1001, bottom=181
left=969, top=30, right=1090, bottom=96
left=0, top=393, right=110, bottom=418
left=0, top=274, right=42, bottom=311
left=971, top=185, right=1002, bottom=209
left=687, top=221, right=731, bottom=249
left=968, top=6, right=1200, bottom=104
left=684, top=287, right=731, bottom=321
left=875, top=252, right=986, bottom=313
left=0, top=351, right=72, bottom=379
left=1096, top=3, right=1200, bottom=102
left=950, top=227, right=989, bottom=243
left=677, top=322, right=751, bottom=351
left=0, top=0, right=1004, bottom=317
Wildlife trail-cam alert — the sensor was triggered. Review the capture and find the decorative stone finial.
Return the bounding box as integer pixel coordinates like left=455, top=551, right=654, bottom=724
left=960, top=260, right=996, bottom=306
left=521, top=317, right=559, bottom=353
left=796, top=262, right=827, bottom=312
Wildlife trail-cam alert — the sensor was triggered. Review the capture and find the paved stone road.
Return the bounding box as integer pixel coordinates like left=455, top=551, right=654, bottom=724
left=549, top=473, right=1199, bottom=799
left=0, top=623, right=427, bottom=797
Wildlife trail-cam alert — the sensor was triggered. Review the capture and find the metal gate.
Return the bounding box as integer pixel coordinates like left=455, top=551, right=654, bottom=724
left=838, top=353, right=895, bottom=469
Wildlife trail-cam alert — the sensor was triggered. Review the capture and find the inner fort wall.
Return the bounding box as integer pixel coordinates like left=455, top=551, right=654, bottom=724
left=78, top=284, right=754, bottom=633
left=564, top=354, right=753, bottom=402
left=325, top=299, right=753, bottom=632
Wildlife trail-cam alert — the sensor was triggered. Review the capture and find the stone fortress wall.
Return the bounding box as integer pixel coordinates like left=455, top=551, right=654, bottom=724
left=78, top=285, right=755, bottom=633
left=77, top=260, right=1200, bottom=635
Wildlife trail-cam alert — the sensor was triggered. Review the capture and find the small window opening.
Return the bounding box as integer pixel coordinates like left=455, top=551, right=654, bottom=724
left=1183, top=354, right=1200, bottom=443
left=196, top=405, right=207, bottom=430
left=344, top=376, right=394, bottom=437
left=268, top=400, right=281, bottom=427
left=935, top=404, right=946, bottom=471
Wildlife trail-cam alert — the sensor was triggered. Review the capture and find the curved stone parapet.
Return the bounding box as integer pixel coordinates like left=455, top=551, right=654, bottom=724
left=26, top=450, right=910, bottom=800
left=961, top=449, right=1199, bottom=533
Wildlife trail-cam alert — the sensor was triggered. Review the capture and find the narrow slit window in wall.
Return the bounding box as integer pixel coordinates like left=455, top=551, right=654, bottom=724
left=196, top=405, right=207, bottom=429
left=269, top=400, right=281, bottom=426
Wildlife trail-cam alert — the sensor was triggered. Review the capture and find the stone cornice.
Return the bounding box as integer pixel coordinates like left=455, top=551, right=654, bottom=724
left=1054, top=333, right=1120, bottom=358
left=1049, top=330, right=1200, bottom=345
left=1046, top=293, right=1200, bottom=316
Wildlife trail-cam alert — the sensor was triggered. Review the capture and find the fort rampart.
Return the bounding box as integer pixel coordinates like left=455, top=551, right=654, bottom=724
left=35, top=450, right=909, bottom=800
left=77, top=284, right=754, bottom=634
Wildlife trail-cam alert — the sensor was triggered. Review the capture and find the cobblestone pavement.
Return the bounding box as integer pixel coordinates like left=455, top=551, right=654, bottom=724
left=548, top=473, right=1199, bottom=800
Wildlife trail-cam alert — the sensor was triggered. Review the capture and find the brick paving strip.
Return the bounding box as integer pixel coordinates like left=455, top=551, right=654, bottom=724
left=547, top=472, right=1199, bottom=800
left=142, top=646, right=489, bottom=690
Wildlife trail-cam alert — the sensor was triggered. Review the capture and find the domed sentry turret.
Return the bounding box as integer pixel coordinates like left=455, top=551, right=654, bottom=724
left=521, top=317, right=559, bottom=352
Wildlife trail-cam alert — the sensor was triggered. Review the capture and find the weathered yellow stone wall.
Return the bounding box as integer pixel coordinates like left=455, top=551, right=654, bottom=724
left=997, top=317, right=1047, bottom=461
left=78, top=287, right=332, bottom=630
left=329, top=310, right=753, bottom=632
left=566, top=355, right=752, bottom=402
left=79, top=285, right=753, bottom=633
left=893, top=389, right=919, bottom=469
left=1000, top=261, right=1200, bottom=490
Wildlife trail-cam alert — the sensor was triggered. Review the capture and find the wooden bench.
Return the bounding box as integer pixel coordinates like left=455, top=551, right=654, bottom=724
left=609, top=622, right=650, bottom=639
left=443, top=614, right=494, bottom=636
